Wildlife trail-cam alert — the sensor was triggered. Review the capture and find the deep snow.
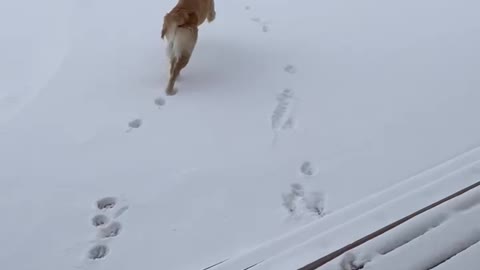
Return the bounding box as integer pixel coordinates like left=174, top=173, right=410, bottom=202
left=1, top=0, right=480, bottom=269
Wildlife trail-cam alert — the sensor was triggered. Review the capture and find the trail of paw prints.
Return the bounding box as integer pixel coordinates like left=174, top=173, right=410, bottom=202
left=244, top=5, right=270, bottom=33
left=86, top=196, right=129, bottom=261
left=269, top=63, right=299, bottom=147
left=272, top=88, right=295, bottom=131
left=124, top=97, right=167, bottom=135
left=250, top=17, right=270, bottom=33
left=271, top=88, right=296, bottom=145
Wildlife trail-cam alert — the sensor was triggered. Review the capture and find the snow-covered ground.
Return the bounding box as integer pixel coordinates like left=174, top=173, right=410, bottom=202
left=1, top=0, right=479, bottom=269
left=435, top=241, right=480, bottom=270
left=311, top=177, right=480, bottom=270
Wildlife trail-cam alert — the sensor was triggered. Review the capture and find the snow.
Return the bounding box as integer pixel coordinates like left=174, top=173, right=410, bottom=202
left=0, top=0, right=72, bottom=124
left=1, top=0, right=480, bottom=269
left=360, top=202, right=480, bottom=270
left=435, top=242, right=480, bottom=270
left=319, top=180, right=480, bottom=270
left=241, top=156, right=480, bottom=270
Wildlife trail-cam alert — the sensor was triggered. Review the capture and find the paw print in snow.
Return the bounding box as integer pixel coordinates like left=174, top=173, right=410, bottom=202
left=300, top=161, right=317, bottom=176
left=284, top=64, right=297, bottom=74
left=88, top=245, right=109, bottom=260
left=126, top=119, right=142, bottom=132
left=84, top=196, right=129, bottom=261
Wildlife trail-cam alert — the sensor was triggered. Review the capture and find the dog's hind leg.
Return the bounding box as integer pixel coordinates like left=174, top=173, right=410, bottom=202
left=166, top=59, right=178, bottom=96
left=165, top=27, right=198, bottom=96
left=166, top=52, right=192, bottom=96
left=169, top=56, right=176, bottom=76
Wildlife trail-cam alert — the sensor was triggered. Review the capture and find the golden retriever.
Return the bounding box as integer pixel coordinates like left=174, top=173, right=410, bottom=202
left=161, top=0, right=216, bottom=95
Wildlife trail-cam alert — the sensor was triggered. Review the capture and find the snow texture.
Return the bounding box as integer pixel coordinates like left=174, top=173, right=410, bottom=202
left=1, top=0, right=480, bottom=269
left=434, top=242, right=480, bottom=270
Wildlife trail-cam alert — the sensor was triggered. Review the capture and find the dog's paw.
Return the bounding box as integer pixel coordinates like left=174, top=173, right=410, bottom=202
left=166, top=87, right=178, bottom=96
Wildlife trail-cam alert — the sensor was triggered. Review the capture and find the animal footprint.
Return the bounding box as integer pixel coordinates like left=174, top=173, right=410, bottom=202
left=97, top=197, right=117, bottom=210
left=282, top=184, right=327, bottom=217
left=250, top=17, right=270, bottom=33
left=88, top=245, right=109, bottom=260
left=300, top=161, right=316, bottom=176
left=304, top=191, right=326, bottom=216
left=282, top=183, right=304, bottom=213
left=291, top=183, right=304, bottom=197
left=99, top=221, right=122, bottom=238
left=154, top=97, right=166, bottom=108
left=271, top=88, right=295, bottom=131
left=83, top=197, right=129, bottom=262
left=126, top=119, right=142, bottom=132
left=282, top=117, right=295, bottom=130
left=262, top=24, right=270, bottom=33
left=284, top=64, right=297, bottom=74
left=92, top=215, right=109, bottom=227
left=271, top=89, right=296, bottom=145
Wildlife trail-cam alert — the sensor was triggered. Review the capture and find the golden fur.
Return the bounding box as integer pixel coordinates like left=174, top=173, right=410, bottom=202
left=161, top=0, right=216, bottom=95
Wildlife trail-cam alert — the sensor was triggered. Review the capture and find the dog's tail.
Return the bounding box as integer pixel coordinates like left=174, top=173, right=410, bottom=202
left=161, top=11, right=190, bottom=41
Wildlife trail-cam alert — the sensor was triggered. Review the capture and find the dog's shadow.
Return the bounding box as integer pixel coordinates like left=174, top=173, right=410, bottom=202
left=179, top=37, right=270, bottom=93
